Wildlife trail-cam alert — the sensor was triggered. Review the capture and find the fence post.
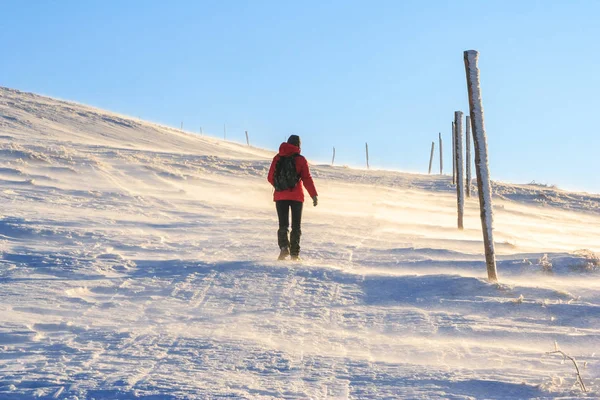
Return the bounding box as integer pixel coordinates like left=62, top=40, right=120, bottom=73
left=332, top=147, right=336, bottom=166
left=464, top=49, right=498, bottom=282
left=428, top=141, right=435, bottom=174
left=466, top=115, right=472, bottom=197
left=439, top=132, right=443, bottom=175
left=454, top=111, right=465, bottom=230
left=365, top=142, right=370, bottom=169
left=452, top=121, right=456, bottom=184
left=245, top=131, right=250, bottom=146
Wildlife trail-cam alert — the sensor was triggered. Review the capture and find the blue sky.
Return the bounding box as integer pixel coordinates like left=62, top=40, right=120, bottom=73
left=2, top=0, right=599, bottom=193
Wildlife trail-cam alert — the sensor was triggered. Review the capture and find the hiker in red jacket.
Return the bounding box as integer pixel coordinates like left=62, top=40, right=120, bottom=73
left=267, top=135, right=318, bottom=260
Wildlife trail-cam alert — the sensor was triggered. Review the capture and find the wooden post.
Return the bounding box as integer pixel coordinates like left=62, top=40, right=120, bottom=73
left=452, top=121, right=456, bottom=184
left=245, top=130, right=250, bottom=146
left=181, top=121, right=183, bottom=130
left=439, top=132, right=443, bottom=175
left=454, top=111, right=465, bottom=230
left=464, top=49, right=498, bottom=282
left=428, top=141, right=435, bottom=174
left=466, top=115, right=472, bottom=198
left=365, top=142, right=370, bottom=169
left=200, top=127, right=203, bottom=135
left=224, top=124, right=227, bottom=140
left=332, top=147, right=336, bottom=166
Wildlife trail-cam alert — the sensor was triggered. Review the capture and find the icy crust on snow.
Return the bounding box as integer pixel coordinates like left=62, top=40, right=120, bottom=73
left=1, top=87, right=600, bottom=398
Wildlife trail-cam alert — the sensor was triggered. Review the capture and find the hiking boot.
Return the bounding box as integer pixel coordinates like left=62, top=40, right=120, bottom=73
left=290, top=229, right=301, bottom=257
left=278, top=247, right=290, bottom=260
left=290, top=254, right=302, bottom=262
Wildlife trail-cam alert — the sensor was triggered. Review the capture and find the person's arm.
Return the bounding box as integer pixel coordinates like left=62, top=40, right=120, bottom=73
left=299, top=156, right=318, bottom=199
left=267, top=156, right=278, bottom=186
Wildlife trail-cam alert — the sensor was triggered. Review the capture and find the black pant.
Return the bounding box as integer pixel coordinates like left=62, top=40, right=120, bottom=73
left=276, top=200, right=303, bottom=256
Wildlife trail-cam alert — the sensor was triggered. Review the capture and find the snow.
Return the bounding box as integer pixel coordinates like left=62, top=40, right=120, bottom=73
left=2, top=86, right=600, bottom=398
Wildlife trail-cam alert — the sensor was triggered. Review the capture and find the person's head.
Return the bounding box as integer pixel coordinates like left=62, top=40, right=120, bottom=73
left=287, top=134, right=301, bottom=149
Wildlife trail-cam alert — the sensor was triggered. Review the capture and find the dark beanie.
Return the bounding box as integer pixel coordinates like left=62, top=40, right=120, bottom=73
left=287, top=134, right=301, bottom=148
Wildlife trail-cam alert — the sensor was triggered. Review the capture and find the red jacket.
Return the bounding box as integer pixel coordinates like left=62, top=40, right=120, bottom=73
left=268, top=143, right=318, bottom=202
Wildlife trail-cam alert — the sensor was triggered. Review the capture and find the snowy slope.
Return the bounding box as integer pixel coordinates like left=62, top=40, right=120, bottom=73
left=1, top=86, right=600, bottom=399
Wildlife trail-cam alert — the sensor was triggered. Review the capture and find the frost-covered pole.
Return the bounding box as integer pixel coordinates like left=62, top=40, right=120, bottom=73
left=454, top=111, right=465, bottom=230
left=428, top=141, right=435, bottom=174
left=466, top=115, right=472, bottom=198
left=464, top=50, right=498, bottom=282
left=245, top=130, right=250, bottom=146
left=365, top=142, right=370, bottom=169
left=452, top=121, right=456, bottom=184
left=439, top=132, right=443, bottom=175
left=332, top=147, right=336, bottom=166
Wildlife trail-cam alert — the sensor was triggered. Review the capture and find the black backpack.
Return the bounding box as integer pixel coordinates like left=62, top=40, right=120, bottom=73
left=273, top=155, right=300, bottom=191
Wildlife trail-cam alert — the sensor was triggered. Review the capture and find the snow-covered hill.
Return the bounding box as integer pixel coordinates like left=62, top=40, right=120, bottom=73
left=1, top=86, right=600, bottom=399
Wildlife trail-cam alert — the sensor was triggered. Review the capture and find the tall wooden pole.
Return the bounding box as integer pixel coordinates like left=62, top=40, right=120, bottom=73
left=464, top=49, right=498, bottom=282
left=439, top=132, right=443, bottom=175
left=245, top=130, right=250, bottom=146
left=466, top=115, right=472, bottom=198
left=454, top=111, right=465, bottom=230
left=452, top=121, right=456, bottom=184
left=332, top=147, right=336, bottom=166
left=365, top=142, right=370, bottom=169
left=428, top=141, right=435, bottom=174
